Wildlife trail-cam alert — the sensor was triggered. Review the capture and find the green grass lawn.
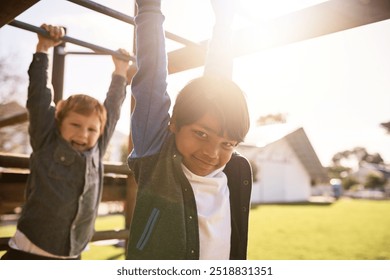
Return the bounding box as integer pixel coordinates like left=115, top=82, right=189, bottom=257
left=1, top=199, right=390, bottom=260
left=0, top=214, right=126, bottom=260
left=247, top=198, right=390, bottom=260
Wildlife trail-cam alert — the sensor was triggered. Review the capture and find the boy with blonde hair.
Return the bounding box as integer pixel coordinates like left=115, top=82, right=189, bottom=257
left=2, top=23, right=129, bottom=259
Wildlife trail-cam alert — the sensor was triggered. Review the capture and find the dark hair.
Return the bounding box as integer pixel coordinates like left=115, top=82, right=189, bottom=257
left=55, top=94, right=107, bottom=134
left=171, top=76, right=250, bottom=142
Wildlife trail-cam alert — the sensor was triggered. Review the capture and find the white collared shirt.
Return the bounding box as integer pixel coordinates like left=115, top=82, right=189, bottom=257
left=9, top=230, right=79, bottom=259
left=182, top=164, right=231, bottom=260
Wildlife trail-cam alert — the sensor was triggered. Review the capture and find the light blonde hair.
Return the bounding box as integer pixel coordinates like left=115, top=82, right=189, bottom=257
left=55, top=94, right=107, bottom=134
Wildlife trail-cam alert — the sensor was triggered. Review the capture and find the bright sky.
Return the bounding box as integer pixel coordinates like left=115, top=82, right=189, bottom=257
left=0, top=0, right=389, bottom=167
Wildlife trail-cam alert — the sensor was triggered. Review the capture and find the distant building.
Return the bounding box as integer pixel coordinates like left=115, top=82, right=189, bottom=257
left=236, top=124, right=328, bottom=204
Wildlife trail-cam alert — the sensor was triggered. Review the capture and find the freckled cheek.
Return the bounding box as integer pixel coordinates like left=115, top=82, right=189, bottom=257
left=90, top=135, right=100, bottom=146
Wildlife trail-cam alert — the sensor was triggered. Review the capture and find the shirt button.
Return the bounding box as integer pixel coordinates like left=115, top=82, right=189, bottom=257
left=60, top=156, right=66, bottom=162
left=189, top=215, right=193, bottom=220
left=184, top=188, right=188, bottom=192
left=191, top=250, right=195, bottom=254
left=242, top=207, right=247, bottom=212
left=243, top=180, right=249, bottom=186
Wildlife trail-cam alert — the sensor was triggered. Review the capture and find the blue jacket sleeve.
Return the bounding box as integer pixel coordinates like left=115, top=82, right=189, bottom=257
left=203, top=0, right=234, bottom=79
left=130, top=6, right=171, bottom=158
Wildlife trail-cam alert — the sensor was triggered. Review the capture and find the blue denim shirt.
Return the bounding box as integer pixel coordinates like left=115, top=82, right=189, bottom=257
left=127, top=3, right=252, bottom=260
left=16, top=53, right=127, bottom=256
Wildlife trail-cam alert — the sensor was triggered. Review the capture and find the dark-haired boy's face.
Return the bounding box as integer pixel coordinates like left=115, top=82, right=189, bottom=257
left=170, top=112, right=237, bottom=176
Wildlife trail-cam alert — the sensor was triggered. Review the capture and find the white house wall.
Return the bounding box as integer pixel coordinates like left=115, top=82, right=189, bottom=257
left=284, top=147, right=311, bottom=201
left=252, top=139, right=311, bottom=203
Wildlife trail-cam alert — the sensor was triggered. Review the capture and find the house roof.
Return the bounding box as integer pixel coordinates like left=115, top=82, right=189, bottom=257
left=284, top=127, right=329, bottom=183
left=242, top=124, right=329, bottom=183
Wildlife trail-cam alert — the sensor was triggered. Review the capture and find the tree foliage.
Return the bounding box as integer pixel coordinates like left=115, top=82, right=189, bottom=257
left=0, top=55, right=29, bottom=153
left=341, top=176, right=359, bottom=191
left=0, top=55, right=26, bottom=104
left=326, top=165, right=351, bottom=180
left=329, top=147, right=387, bottom=192
left=331, top=147, right=384, bottom=166
left=365, top=172, right=387, bottom=190
left=256, top=113, right=287, bottom=126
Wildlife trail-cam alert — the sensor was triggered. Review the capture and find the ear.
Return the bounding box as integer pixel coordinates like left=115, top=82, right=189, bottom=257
left=55, top=100, right=65, bottom=121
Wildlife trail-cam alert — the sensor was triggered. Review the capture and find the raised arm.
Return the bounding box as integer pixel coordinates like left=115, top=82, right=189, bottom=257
left=27, top=24, right=65, bottom=150
left=203, top=0, right=235, bottom=79
left=100, top=49, right=130, bottom=153
left=129, top=0, right=171, bottom=158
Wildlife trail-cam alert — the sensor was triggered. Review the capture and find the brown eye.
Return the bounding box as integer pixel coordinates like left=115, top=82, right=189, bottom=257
left=223, top=141, right=237, bottom=149
left=194, top=130, right=207, bottom=138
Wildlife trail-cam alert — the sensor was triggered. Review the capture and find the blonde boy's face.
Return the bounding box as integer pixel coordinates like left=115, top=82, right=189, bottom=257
left=59, top=111, right=101, bottom=152
left=170, top=112, right=238, bottom=176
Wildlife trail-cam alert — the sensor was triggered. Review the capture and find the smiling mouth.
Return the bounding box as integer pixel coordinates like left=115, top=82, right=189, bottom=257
left=193, top=156, right=217, bottom=168
left=71, top=141, right=87, bottom=150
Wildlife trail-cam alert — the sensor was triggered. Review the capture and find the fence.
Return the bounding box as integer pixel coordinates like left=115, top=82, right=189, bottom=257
left=0, top=152, right=133, bottom=252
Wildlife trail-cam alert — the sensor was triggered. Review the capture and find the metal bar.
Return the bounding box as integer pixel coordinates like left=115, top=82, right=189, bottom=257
left=8, top=20, right=135, bottom=62
left=66, top=0, right=135, bottom=25
left=66, top=0, right=200, bottom=47
left=65, top=51, right=108, bottom=55
left=0, top=229, right=130, bottom=252
left=0, top=152, right=131, bottom=175
left=52, top=43, right=66, bottom=103
left=90, top=229, right=129, bottom=242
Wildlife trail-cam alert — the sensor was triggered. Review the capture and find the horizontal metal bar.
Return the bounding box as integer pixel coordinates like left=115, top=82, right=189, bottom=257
left=66, top=0, right=201, bottom=47
left=90, top=229, right=129, bottom=242
left=8, top=20, right=135, bottom=62
left=0, top=152, right=132, bottom=175
left=66, top=0, right=135, bottom=25
left=65, top=51, right=108, bottom=56
left=0, top=229, right=129, bottom=252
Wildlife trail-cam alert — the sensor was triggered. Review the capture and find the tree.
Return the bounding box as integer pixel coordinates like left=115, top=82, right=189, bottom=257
left=256, top=113, right=287, bottom=126
left=365, top=172, right=387, bottom=190
left=329, top=147, right=387, bottom=193
left=0, top=54, right=26, bottom=104
left=341, top=176, right=359, bottom=191
left=0, top=55, right=29, bottom=153
left=326, top=165, right=351, bottom=180
left=331, top=147, right=384, bottom=167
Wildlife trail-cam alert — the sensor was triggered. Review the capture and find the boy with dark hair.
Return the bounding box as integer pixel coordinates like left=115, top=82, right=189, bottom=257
left=126, top=0, right=252, bottom=260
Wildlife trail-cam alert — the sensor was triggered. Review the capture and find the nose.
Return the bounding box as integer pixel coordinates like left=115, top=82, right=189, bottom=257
left=202, top=141, right=219, bottom=159
left=78, top=127, right=88, bottom=139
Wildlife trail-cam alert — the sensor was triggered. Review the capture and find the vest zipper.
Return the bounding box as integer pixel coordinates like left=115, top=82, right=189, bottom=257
left=136, top=208, right=160, bottom=250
